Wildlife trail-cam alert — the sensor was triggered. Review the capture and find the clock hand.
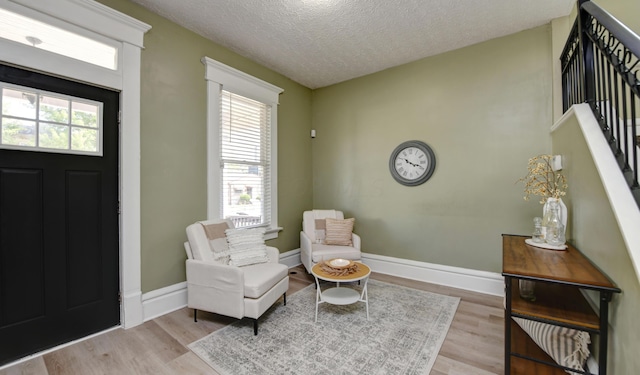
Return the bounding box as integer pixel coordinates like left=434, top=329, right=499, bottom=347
left=404, top=158, right=419, bottom=167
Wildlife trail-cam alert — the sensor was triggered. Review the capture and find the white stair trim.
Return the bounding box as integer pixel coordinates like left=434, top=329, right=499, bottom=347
left=552, top=103, right=640, bottom=285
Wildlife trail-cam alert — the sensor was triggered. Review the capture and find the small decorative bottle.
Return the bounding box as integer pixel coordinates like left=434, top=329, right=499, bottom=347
left=519, top=279, right=536, bottom=301
left=544, top=200, right=566, bottom=246
left=532, top=217, right=544, bottom=243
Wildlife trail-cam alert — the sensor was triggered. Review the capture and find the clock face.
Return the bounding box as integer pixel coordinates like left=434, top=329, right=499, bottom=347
left=394, top=146, right=429, bottom=180
left=389, top=141, right=436, bottom=186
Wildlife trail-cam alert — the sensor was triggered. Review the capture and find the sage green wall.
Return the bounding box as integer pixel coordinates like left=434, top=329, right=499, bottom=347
left=552, top=114, right=640, bottom=374
left=96, top=0, right=313, bottom=293
left=311, top=26, right=553, bottom=273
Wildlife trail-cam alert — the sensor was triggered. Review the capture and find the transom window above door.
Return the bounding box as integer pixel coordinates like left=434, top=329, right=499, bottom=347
left=1, top=82, right=103, bottom=156
left=0, top=7, right=118, bottom=70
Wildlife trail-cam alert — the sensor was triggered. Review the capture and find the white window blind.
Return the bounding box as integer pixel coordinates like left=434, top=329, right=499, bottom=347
left=220, top=90, right=271, bottom=228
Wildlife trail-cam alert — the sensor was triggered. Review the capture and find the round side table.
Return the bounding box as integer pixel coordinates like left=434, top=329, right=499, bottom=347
left=310, top=262, right=371, bottom=322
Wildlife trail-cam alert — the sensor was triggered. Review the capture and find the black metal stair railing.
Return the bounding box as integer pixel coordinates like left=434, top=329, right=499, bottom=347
left=561, top=0, right=640, bottom=207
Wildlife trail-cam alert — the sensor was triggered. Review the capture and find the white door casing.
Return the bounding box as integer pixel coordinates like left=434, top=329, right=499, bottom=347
left=0, top=0, right=150, bottom=329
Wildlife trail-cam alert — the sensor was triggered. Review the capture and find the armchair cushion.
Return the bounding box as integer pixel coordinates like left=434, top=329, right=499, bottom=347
left=310, top=243, right=362, bottom=263
left=226, top=227, right=269, bottom=267
left=325, top=217, right=355, bottom=246
left=242, top=262, right=289, bottom=298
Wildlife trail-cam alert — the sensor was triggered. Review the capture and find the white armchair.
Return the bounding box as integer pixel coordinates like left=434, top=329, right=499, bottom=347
left=184, top=219, right=289, bottom=335
left=300, top=210, right=361, bottom=273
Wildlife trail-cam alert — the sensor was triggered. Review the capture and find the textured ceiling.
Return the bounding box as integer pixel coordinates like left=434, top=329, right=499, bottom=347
left=129, top=0, right=575, bottom=89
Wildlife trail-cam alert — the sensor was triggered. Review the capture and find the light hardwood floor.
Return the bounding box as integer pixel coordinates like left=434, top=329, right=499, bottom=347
left=1, top=265, right=504, bottom=375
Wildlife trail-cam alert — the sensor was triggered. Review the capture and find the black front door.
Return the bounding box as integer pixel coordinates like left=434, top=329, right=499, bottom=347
left=0, top=64, right=120, bottom=365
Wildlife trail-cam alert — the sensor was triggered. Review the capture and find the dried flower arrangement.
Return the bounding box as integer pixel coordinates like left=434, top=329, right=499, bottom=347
left=518, top=154, right=568, bottom=204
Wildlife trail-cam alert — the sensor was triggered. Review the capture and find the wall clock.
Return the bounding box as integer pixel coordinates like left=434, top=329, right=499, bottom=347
left=388, top=140, right=436, bottom=186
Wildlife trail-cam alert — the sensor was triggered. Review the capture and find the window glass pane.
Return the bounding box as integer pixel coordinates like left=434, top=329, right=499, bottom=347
left=71, top=127, right=98, bottom=152
left=39, top=95, right=69, bottom=123
left=2, top=88, right=36, bottom=118
left=39, top=123, right=69, bottom=149
left=0, top=8, right=117, bottom=70
left=222, top=163, right=264, bottom=227
left=220, top=90, right=270, bottom=228
left=72, top=102, right=98, bottom=128
left=2, top=118, right=35, bottom=146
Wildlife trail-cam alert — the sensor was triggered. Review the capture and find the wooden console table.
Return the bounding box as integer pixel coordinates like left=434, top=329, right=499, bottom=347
left=502, top=234, right=620, bottom=375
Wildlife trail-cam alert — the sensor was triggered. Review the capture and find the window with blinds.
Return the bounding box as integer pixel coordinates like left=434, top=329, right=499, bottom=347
left=220, top=90, right=271, bottom=228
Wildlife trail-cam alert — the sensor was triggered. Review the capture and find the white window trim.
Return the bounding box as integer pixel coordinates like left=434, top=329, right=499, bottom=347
left=0, top=0, right=150, bottom=329
left=202, top=57, right=283, bottom=239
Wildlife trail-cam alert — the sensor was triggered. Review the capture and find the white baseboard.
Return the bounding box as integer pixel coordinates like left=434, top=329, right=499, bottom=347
left=142, top=282, right=187, bottom=322
left=121, top=290, right=143, bottom=329
left=278, top=249, right=503, bottom=296
left=362, top=253, right=504, bottom=296
left=280, top=248, right=302, bottom=268
left=140, top=250, right=504, bottom=322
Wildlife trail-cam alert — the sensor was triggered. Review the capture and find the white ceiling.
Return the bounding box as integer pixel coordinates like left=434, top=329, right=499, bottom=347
left=129, top=0, right=575, bottom=89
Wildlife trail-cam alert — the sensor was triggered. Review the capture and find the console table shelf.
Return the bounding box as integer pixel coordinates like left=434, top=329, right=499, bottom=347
left=510, top=279, right=599, bottom=330
left=502, top=234, right=620, bottom=375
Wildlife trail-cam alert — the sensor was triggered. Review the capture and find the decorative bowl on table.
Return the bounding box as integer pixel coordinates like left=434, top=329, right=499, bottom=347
left=325, top=258, right=354, bottom=269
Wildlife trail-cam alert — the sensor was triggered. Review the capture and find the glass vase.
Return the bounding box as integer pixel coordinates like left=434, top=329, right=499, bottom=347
left=544, top=200, right=566, bottom=246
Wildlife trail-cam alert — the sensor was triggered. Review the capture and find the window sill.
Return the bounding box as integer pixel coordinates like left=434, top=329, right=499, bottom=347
left=265, top=226, right=282, bottom=240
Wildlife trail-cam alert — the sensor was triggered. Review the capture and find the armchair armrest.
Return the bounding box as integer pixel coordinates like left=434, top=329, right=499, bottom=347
left=186, top=259, right=243, bottom=288
left=266, top=246, right=280, bottom=264
left=186, top=259, right=245, bottom=318
left=352, top=233, right=361, bottom=250
left=300, top=231, right=313, bottom=251
left=300, top=231, right=314, bottom=273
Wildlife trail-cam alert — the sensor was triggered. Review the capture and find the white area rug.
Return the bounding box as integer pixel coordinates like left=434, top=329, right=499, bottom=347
left=189, top=279, right=460, bottom=375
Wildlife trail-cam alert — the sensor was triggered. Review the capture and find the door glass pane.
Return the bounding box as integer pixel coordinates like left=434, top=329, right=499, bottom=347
left=2, top=118, right=36, bottom=146
left=72, top=102, right=98, bottom=128
left=1, top=82, right=102, bottom=155
left=39, top=96, right=69, bottom=123
left=39, top=123, right=69, bottom=149
left=71, top=127, right=98, bottom=152
left=2, top=88, right=36, bottom=118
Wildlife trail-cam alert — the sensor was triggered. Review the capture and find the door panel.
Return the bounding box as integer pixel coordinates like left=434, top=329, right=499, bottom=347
left=0, top=64, right=120, bottom=365
left=67, top=170, right=103, bottom=309
left=0, top=168, right=45, bottom=325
